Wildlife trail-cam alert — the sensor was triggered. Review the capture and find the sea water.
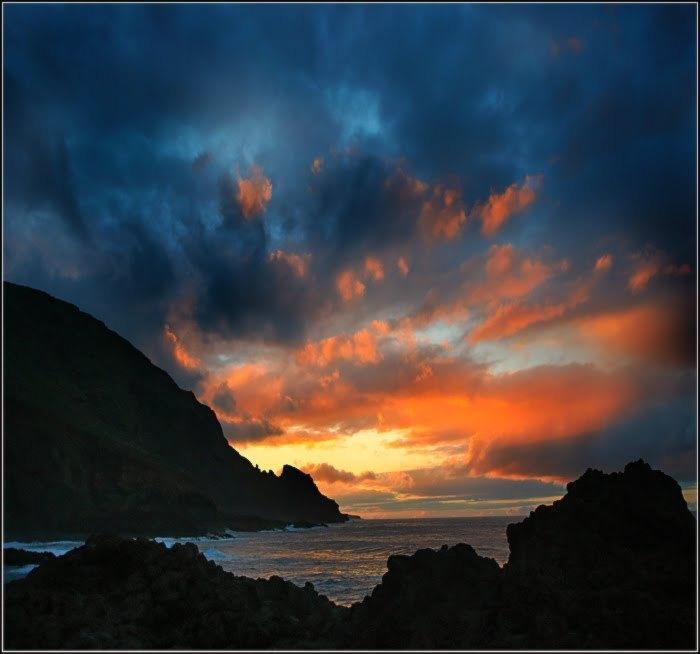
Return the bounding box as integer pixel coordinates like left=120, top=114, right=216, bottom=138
left=3, top=516, right=515, bottom=605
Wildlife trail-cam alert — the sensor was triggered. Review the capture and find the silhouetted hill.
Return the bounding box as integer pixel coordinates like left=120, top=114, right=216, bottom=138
left=345, top=459, right=696, bottom=649
left=3, top=282, right=346, bottom=539
left=4, top=460, right=696, bottom=649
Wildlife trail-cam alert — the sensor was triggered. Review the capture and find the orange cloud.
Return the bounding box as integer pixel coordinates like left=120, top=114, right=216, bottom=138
left=296, top=329, right=382, bottom=368
left=420, top=185, right=467, bottom=240
left=236, top=165, right=272, bottom=219
left=628, top=260, right=660, bottom=293
left=409, top=290, right=471, bottom=328
left=397, top=256, right=410, bottom=276
left=476, top=175, right=542, bottom=236
left=163, top=324, right=201, bottom=370
left=268, top=250, right=309, bottom=277
left=199, top=363, right=289, bottom=436
left=575, top=302, right=695, bottom=367
left=190, top=304, right=672, bottom=468
left=628, top=250, right=691, bottom=293
left=406, top=247, right=567, bottom=334
left=467, top=245, right=565, bottom=306
left=469, top=302, right=568, bottom=343
left=485, top=243, right=515, bottom=277
left=336, top=269, right=366, bottom=301
left=383, top=363, right=644, bottom=456
left=371, top=320, right=391, bottom=335
left=301, top=462, right=377, bottom=484
left=594, top=254, right=613, bottom=271
left=364, top=256, right=385, bottom=281
left=385, top=168, right=429, bottom=201
left=468, top=283, right=592, bottom=344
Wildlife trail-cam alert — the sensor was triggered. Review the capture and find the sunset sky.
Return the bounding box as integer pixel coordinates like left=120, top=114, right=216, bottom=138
left=4, top=4, right=697, bottom=517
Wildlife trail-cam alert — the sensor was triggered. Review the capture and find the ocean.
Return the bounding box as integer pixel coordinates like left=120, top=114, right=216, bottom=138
left=4, top=516, right=515, bottom=605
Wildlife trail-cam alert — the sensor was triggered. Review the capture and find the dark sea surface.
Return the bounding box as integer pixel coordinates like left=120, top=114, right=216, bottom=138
left=4, top=517, right=516, bottom=605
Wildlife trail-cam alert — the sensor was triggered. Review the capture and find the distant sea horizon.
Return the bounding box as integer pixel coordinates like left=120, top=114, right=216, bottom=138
left=4, top=516, right=517, bottom=604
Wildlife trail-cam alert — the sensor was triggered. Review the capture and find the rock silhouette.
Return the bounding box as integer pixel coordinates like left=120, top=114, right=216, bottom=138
left=4, top=549, right=56, bottom=567
left=4, top=282, right=346, bottom=540
left=4, top=460, right=696, bottom=649
left=5, top=535, right=343, bottom=649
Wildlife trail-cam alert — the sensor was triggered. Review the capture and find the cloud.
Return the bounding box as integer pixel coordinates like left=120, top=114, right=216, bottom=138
left=192, top=151, right=213, bottom=171
left=628, top=260, right=661, bottom=293
left=469, top=301, right=568, bottom=343
left=594, top=254, right=613, bottom=271
left=336, top=269, right=366, bottom=301
left=296, top=328, right=382, bottom=367
left=235, top=165, right=272, bottom=219
left=211, top=381, right=236, bottom=413
left=301, top=462, right=377, bottom=484
left=627, top=251, right=692, bottom=293
left=221, top=417, right=284, bottom=444
left=574, top=300, right=695, bottom=368
left=2, top=4, right=695, bottom=511
left=420, top=186, right=467, bottom=240
left=485, top=243, right=516, bottom=276
left=475, top=175, right=542, bottom=236
left=470, top=395, right=696, bottom=483
left=305, top=461, right=569, bottom=517
left=268, top=250, right=309, bottom=277
left=163, top=324, right=201, bottom=370
left=364, top=256, right=385, bottom=281
left=468, top=244, right=566, bottom=305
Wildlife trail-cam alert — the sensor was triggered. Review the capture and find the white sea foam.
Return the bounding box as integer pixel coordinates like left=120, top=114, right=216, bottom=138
left=3, top=540, right=83, bottom=557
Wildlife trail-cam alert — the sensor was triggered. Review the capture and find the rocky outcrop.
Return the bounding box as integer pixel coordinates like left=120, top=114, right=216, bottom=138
left=4, top=460, right=696, bottom=649
left=4, top=535, right=345, bottom=649
left=344, top=459, right=696, bottom=650
left=4, top=282, right=346, bottom=539
left=344, top=544, right=503, bottom=649
left=4, top=549, right=56, bottom=567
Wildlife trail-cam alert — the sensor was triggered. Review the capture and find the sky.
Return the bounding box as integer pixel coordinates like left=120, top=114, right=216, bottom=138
left=3, top=4, right=697, bottom=517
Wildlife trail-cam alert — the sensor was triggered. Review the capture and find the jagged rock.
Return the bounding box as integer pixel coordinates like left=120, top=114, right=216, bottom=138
left=4, top=549, right=56, bottom=566
left=343, top=459, right=696, bottom=649
left=4, top=535, right=345, bottom=649
left=4, top=282, right=346, bottom=540
left=502, top=459, right=696, bottom=649
left=345, top=544, right=502, bottom=649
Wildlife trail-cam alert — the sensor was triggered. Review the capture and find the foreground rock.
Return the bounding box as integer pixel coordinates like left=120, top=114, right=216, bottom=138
left=4, top=460, right=696, bottom=649
left=346, top=460, right=695, bottom=650
left=4, top=548, right=56, bottom=567
left=5, top=535, right=344, bottom=649
left=503, top=459, right=696, bottom=649
left=345, top=543, right=503, bottom=649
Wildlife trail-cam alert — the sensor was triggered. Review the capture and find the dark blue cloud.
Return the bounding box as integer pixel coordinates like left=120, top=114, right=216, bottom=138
left=3, top=4, right=695, bottom=354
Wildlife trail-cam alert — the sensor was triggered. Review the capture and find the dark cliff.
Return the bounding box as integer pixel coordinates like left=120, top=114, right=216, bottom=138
left=3, top=282, right=346, bottom=539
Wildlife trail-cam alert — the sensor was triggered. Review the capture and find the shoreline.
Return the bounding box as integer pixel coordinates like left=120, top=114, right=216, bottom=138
left=4, top=460, right=696, bottom=649
left=2, top=517, right=339, bottom=547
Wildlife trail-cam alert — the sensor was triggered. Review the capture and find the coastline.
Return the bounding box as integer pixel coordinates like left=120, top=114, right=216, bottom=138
left=4, top=461, right=696, bottom=649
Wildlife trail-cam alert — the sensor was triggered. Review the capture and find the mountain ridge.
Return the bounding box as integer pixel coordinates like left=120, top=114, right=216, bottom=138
left=3, top=281, right=347, bottom=539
